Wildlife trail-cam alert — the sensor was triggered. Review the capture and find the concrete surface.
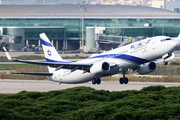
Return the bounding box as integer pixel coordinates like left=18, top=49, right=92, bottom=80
left=0, top=79, right=180, bottom=94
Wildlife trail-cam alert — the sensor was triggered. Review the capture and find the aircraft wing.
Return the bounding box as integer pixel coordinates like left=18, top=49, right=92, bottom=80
left=13, top=59, right=92, bottom=70
left=11, top=72, right=53, bottom=76
left=3, top=47, right=92, bottom=71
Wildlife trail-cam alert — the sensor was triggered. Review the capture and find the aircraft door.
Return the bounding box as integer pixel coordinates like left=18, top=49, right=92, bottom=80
left=59, top=69, right=64, bottom=80
left=152, top=40, right=156, bottom=50
left=167, top=40, right=169, bottom=47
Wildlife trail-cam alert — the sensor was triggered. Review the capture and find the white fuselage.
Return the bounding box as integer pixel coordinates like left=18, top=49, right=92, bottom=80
left=48, top=36, right=177, bottom=84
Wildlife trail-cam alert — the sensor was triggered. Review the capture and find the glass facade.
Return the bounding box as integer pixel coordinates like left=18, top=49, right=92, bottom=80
left=1, top=18, right=180, bottom=39
left=25, top=28, right=64, bottom=40
left=0, top=18, right=180, bottom=50
left=105, top=27, right=153, bottom=37
left=99, top=35, right=123, bottom=43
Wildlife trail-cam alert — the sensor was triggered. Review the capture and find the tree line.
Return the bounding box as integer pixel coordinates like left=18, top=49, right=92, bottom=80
left=1, top=85, right=180, bottom=120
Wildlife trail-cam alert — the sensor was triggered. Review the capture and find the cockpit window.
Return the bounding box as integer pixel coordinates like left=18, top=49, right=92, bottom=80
left=161, top=38, right=171, bottom=42
left=166, top=38, right=171, bottom=40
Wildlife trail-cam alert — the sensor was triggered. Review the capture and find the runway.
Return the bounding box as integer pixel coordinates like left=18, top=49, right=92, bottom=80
left=1, top=79, right=180, bottom=94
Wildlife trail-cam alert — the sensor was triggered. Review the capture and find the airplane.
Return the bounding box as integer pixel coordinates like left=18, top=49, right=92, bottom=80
left=3, top=33, right=178, bottom=85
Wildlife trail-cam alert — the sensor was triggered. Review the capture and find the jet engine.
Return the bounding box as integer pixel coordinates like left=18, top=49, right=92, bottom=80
left=137, top=62, right=157, bottom=75
left=90, top=62, right=110, bottom=75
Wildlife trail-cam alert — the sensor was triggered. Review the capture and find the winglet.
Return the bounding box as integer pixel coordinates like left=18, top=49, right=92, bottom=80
left=3, top=47, right=12, bottom=61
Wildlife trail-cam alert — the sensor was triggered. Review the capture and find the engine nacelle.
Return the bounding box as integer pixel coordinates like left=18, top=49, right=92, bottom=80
left=137, top=62, right=157, bottom=75
left=90, top=62, right=110, bottom=75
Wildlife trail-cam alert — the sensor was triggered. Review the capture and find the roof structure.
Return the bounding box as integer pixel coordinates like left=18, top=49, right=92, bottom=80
left=0, top=4, right=179, bottom=18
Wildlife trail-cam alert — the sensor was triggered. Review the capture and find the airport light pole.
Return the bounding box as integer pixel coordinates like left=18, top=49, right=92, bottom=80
left=164, top=0, right=166, bottom=9
left=78, top=1, right=87, bottom=52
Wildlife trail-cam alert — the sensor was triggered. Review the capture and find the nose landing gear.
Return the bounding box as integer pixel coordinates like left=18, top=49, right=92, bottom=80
left=163, top=61, right=168, bottom=65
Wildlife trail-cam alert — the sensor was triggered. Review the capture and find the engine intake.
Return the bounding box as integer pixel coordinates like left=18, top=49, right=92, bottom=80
left=137, top=62, right=157, bottom=75
left=90, top=62, right=110, bottom=75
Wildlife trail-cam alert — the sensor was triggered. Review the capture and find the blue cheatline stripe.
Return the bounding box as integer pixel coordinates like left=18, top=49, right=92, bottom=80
left=86, top=54, right=108, bottom=59
left=41, top=39, right=53, bottom=47
left=115, top=54, right=149, bottom=64
left=87, top=54, right=149, bottom=64
left=46, top=58, right=71, bottom=63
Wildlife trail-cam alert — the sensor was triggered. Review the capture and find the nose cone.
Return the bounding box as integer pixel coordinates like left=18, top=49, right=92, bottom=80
left=173, top=40, right=178, bottom=48
left=170, top=40, right=178, bottom=51
left=174, top=39, right=180, bottom=46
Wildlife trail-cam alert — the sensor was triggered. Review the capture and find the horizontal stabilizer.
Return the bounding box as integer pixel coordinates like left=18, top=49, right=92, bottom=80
left=11, top=72, right=53, bottom=76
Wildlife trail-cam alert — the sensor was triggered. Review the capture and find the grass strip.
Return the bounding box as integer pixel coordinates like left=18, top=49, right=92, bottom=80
left=0, top=64, right=40, bottom=70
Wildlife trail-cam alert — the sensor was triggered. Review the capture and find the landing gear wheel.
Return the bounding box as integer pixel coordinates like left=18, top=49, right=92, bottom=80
left=96, top=78, right=101, bottom=85
left=120, top=70, right=129, bottom=85
left=124, top=77, right=128, bottom=84
left=164, top=61, right=168, bottom=65
left=119, top=78, right=124, bottom=84
left=92, top=79, right=96, bottom=85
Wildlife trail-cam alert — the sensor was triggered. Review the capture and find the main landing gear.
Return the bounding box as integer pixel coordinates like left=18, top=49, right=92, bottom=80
left=92, top=78, right=101, bottom=85
left=119, top=71, right=129, bottom=84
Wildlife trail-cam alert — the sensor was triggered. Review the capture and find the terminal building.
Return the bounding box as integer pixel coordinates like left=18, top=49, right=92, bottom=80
left=0, top=4, right=180, bottom=51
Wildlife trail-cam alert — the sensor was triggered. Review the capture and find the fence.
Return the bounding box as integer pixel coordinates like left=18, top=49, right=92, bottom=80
left=148, top=67, right=180, bottom=75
